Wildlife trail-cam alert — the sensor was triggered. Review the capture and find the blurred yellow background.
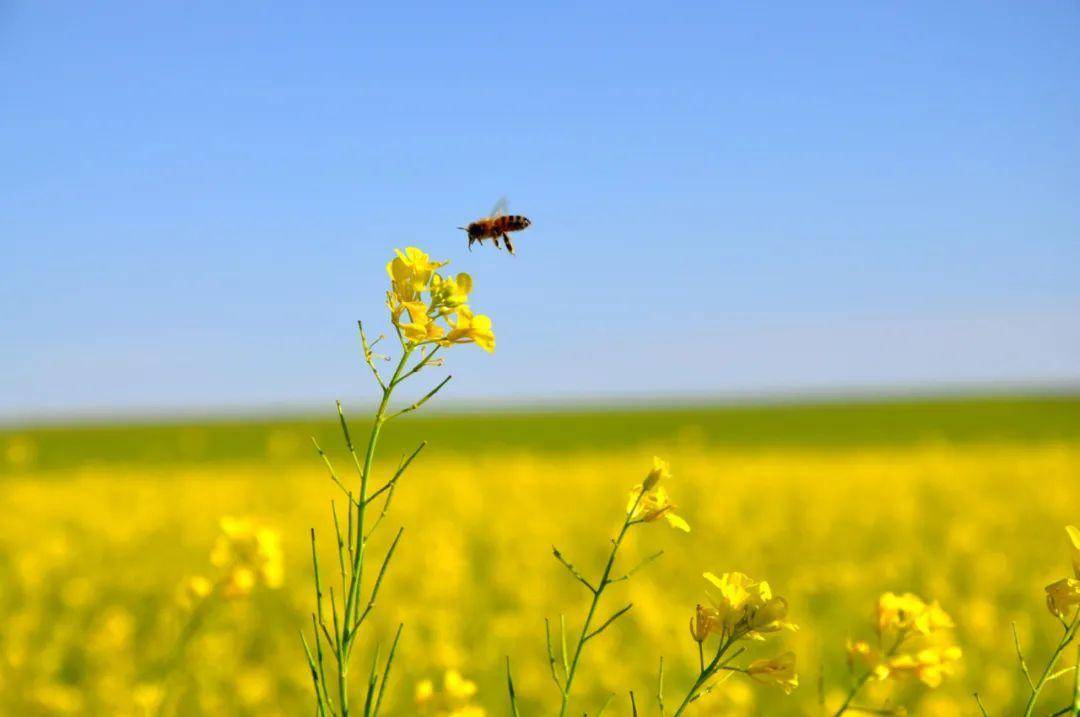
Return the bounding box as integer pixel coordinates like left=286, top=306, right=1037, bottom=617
left=2, top=398, right=1078, bottom=715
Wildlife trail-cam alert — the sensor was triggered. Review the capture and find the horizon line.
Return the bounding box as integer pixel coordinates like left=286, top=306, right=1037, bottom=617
left=3, top=379, right=1078, bottom=431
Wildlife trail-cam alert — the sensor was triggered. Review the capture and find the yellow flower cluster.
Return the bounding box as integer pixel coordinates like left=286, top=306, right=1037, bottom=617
left=387, top=248, right=494, bottom=352
left=875, top=591, right=954, bottom=637
left=682, top=571, right=799, bottom=699
left=846, top=592, right=960, bottom=688
left=874, top=645, right=963, bottom=688
left=626, top=457, right=690, bottom=531
left=414, top=670, right=486, bottom=717
left=207, top=516, right=284, bottom=598
left=1044, top=524, right=1080, bottom=617
left=695, top=571, right=798, bottom=643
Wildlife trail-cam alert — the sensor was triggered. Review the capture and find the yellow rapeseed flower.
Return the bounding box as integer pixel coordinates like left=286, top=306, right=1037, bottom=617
left=846, top=639, right=878, bottom=670
left=1043, top=525, right=1080, bottom=617
left=701, top=571, right=796, bottom=640
left=430, top=272, right=472, bottom=311
left=1045, top=577, right=1080, bottom=617
left=443, top=670, right=478, bottom=700
left=415, top=679, right=435, bottom=707
left=387, top=247, right=447, bottom=302
left=1066, top=524, right=1080, bottom=579
left=399, top=309, right=446, bottom=344
left=876, top=592, right=953, bottom=637
left=386, top=248, right=494, bottom=353
left=879, top=646, right=962, bottom=687
left=746, top=651, right=799, bottom=694
left=690, top=603, right=715, bottom=643
left=641, top=456, right=670, bottom=490
left=627, top=457, right=690, bottom=531
left=442, top=307, right=495, bottom=353
left=210, top=517, right=284, bottom=598
left=414, top=670, right=485, bottom=717
left=178, top=575, right=213, bottom=609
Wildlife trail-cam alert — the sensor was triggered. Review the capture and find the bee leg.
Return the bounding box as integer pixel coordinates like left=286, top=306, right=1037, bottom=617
left=503, top=234, right=515, bottom=255
left=492, top=235, right=501, bottom=249
left=468, top=236, right=474, bottom=251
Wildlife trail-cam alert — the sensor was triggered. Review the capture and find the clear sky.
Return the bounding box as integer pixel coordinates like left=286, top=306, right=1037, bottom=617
left=3, top=2, right=1078, bottom=421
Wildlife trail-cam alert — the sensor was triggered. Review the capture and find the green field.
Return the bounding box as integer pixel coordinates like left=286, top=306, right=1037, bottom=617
left=4, top=394, right=1079, bottom=475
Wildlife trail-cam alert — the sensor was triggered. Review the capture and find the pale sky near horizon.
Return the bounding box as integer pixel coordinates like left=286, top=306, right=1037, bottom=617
left=3, top=2, right=1079, bottom=421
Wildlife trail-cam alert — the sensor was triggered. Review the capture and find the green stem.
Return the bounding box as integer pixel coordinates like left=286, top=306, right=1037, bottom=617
left=150, top=591, right=218, bottom=717
left=833, top=631, right=909, bottom=717
left=1072, top=640, right=1080, bottom=715
left=1023, top=611, right=1080, bottom=717
left=557, top=506, right=641, bottom=717
left=334, top=347, right=413, bottom=717
left=670, top=635, right=738, bottom=717
left=833, top=670, right=874, bottom=717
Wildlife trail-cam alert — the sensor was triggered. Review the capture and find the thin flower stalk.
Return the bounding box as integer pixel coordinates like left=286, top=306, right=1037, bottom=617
left=1019, top=610, right=1080, bottom=717
left=545, top=457, right=688, bottom=717
left=303, top=247, right=494, bottom=717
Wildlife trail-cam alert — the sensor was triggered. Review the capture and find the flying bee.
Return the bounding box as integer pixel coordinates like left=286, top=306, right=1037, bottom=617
left=459, top=197, right=531, bottom=255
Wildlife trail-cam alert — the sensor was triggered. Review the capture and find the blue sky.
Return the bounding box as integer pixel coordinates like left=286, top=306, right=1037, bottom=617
left=2, top=1, right=1078, bottom=420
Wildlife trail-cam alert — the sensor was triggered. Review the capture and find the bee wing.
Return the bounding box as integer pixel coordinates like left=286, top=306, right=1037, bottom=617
left=489, top=196, right=509, bottom=218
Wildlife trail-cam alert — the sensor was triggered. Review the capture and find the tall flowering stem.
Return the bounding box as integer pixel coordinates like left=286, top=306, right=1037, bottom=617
left=1015, top=525, right=1080, bottom=717
left=301, top=248, right=494, bottom=717
left=555, top=493, right=640, bottom=716
left=1017, top=611, right=1080, bottom=717
left=514, top=458, right=687, bottom=717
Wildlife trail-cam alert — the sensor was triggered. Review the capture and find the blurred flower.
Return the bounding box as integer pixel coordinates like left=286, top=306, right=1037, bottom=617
left=179, top=574, right=214, bottom=608
left=1043, top=526, right=1080, bottom=617
left=1065, top=524, right=1080, bottom=579
left=878, top=646, right=962, bottom=687
left=628, top=457, right=690, bottom=531
left=846, top=639, right=877, bottom=670
left=414, top=670, right=485, bottom=716
left=1045, top=578, right=1080, bottom=618
left=210, top=517, right=284, bottom=598
left=443, top=669, right=478, bottom=700
left=848, top=593, right=961, bottom=696
left=746, top=651, right=799, bottom=694
left=876, top=592, right=953, bottom=637
left=415, top=679, right=435, bottom=705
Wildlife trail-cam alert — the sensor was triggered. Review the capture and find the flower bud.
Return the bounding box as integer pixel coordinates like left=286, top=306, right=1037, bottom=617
left=690, top=604, right=714, bottom=643
left=642, top=456, right=670, bottom=491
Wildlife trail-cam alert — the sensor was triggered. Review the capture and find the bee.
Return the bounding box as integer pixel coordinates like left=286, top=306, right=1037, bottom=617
left=459, top=197, right=531, bottom=255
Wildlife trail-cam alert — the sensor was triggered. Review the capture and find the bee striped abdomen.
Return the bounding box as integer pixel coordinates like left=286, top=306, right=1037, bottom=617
left=498, top=215, right=531, bottom=233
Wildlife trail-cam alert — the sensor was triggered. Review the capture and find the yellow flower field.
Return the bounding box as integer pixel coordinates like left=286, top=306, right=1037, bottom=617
left=2, top=437, right=1078, bottom=715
